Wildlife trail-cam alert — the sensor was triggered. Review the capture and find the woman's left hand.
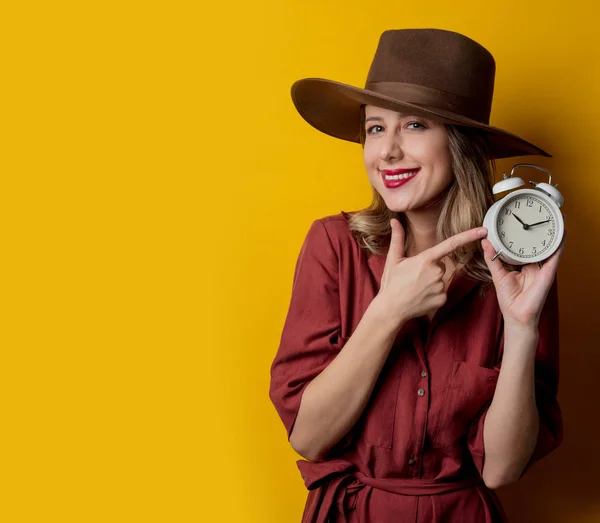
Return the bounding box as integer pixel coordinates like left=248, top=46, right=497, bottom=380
left=481, top=236, right=566, bottom=329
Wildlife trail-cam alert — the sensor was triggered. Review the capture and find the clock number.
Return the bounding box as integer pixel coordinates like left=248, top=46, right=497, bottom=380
left=526, top=199, right=533, bottom=207
left=548, top=229, right=554, bottom=236
left=514, top=201, right=521, bottom=209
left=499, top=218, right=504, bottom=225
left=509, top=241, right=514, bottom=248
left=519, top=247, right=525, bottom=255
left=504, top=208, right=512, bottom=216
left=539, top=205, right=542, bottom=213
left=532, top=247, right=537, bottom=254
left=501, top=231, right=506, bottom=238
left=542, top=240, right=546, bottom=247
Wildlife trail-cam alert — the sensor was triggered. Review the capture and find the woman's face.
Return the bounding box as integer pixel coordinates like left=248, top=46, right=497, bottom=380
left=363, top=105, right=453, bottom=213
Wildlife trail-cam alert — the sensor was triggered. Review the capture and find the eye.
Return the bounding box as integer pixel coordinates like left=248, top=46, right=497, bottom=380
left=366, top=125, right=383, bottom=135
left=407, top=121, right=427, bottom=130
left=365, top=121, right=427, bottom=135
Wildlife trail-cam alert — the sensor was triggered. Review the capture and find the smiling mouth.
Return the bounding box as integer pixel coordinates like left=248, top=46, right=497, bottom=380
left=381, top=168, right=420, bottom=187
left=382, top=169, right=420, bottom=181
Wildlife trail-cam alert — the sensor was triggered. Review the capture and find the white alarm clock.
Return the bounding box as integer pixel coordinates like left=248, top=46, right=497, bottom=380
left=482, top=164, right=564, bottom=266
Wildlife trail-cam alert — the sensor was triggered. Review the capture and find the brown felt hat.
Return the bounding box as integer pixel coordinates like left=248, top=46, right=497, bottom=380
left=291, top=28, right=551, bottom=159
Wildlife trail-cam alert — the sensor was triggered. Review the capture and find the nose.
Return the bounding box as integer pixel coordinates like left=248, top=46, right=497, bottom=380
left=379, top=131, right=404, bottom=162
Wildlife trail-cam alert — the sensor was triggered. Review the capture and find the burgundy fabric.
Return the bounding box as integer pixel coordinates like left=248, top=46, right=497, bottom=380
left=269, top=211, right=562, bottom=522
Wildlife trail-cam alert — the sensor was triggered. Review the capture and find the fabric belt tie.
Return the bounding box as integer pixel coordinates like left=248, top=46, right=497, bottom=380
left=297, top=459, right=484, bottom=523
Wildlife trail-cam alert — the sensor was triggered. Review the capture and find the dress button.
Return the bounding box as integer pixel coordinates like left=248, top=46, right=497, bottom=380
left=421, top=370, right=427, bottom=378
left=417, top=388, right=425, bottom=396
left=408, top=457, right=416, bottom=466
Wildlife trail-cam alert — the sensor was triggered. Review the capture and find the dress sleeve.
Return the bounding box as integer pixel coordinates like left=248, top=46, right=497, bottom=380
left=467, top=277, right=563, bottom=477
left=268, top=218, right=344, bottom=441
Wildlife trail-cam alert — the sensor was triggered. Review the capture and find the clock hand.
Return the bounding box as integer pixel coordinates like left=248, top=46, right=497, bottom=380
left=528, top=219, right=551, bottom=228
left=512, top=213, right=530, bottom=230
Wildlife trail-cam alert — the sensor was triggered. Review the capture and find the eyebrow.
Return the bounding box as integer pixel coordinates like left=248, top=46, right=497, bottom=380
left=364, top=114, right=424, bottom=124
left=365, top=116, right=385, bottom=123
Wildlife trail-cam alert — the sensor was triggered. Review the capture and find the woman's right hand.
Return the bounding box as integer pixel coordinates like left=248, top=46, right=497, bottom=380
left=377, top=218, right=488, bottom=325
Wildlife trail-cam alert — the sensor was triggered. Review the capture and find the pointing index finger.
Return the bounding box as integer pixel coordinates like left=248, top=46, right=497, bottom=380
left=422, top=227, right=487, bottom=261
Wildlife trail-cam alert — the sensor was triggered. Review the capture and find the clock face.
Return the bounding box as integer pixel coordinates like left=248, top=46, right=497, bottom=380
left=496, top=194, right=558, bottom=259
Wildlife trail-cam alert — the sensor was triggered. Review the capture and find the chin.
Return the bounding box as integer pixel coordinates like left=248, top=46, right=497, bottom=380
left=381, top=195, right=415, bottom=213
left=385, top=202, right=408, bottom=213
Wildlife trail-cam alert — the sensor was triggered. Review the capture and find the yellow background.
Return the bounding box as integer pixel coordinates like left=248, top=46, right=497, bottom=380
left=2, top=0, right=599, bottom=521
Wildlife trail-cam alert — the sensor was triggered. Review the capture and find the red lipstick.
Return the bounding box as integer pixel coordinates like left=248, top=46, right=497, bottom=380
left=380, top=168, right=420, bottom=189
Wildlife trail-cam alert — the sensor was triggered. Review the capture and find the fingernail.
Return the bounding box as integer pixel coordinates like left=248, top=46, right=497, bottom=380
left=477, top=228, right=488, bottom=237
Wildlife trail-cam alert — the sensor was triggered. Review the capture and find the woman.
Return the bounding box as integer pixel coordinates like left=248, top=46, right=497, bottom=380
left=269, top=28, right=565, bottom=522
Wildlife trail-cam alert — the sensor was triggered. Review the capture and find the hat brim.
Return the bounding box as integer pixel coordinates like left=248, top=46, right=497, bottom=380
left=291, top=78, right=551, bottom=159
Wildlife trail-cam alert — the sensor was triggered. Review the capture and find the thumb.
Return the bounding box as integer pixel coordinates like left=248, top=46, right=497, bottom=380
left=387, top=218, right=406, bottom=263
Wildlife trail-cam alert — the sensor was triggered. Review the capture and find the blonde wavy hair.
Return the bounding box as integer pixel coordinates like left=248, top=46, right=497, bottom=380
left=349, top=105, right=499, bottom=286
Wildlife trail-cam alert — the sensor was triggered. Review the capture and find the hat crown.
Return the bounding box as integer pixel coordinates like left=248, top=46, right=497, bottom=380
left=366, top=29, right=496, bottom=123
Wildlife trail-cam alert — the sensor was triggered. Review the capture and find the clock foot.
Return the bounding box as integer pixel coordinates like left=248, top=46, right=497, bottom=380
left=491, top=250, right=503, bottom=262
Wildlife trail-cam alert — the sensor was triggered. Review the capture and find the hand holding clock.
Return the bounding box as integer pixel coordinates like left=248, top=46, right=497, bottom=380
left=481, top=235, right=565, bottom=329
left=480, top=164, right=566, bottom=326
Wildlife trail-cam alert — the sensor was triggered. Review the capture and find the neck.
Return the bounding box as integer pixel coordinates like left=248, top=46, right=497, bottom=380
left=404, top=209, right=439, bottom=257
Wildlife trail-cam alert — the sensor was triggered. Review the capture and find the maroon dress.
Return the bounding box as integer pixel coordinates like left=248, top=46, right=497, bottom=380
left=269, top=211, right=562, bottom=522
